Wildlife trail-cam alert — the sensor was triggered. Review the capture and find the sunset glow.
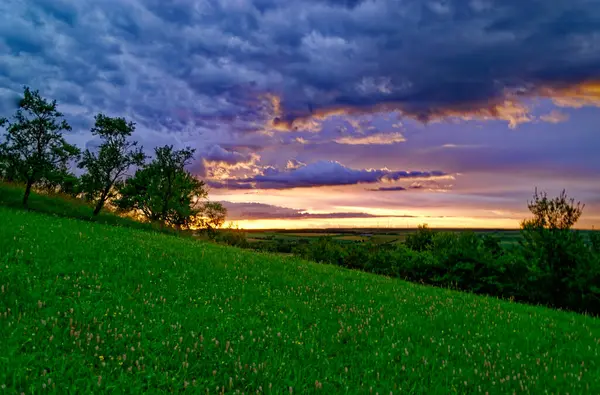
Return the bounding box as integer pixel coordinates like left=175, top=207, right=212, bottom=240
left=2, top=0, right=599, bottom=230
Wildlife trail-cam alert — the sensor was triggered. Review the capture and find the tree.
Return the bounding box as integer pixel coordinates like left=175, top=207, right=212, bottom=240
left=522, top=188, right=584, bottom=231
left=519, top=188, right=591, bottom=308
left=79, top=114, right=146, bottom=215
left=0, top=87, right=80, bottom=206
left=199, top=201, right=227, bottom=231
left=115, top=145, right=207, bottom=228
left=0, top=149, right=13, bottom=181
left=405, top=224, right=435, bottom=252
left=37, top=164, right=80, bottom=197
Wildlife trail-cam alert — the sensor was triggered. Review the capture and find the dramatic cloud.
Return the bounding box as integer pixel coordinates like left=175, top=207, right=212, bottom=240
left=1, top=0, right=600, bottom=227
left=221, top=201, right=416, bottom=221
left=2, top=0, right=600, bottom=140
left=202, top=145, right=257, bottom=167
left=210, top=161, right=447, bottom=190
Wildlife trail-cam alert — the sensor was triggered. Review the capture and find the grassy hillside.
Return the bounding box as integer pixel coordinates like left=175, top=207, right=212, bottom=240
left=0, top=182, right=181, bottom=236
left=1, top=207, right=599, bottom=393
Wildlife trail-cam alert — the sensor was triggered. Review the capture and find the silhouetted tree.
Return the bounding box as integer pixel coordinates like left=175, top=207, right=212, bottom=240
left=79, top=114, right=146, bottom=215
left=0, top=87, right=80, bottom=206
left=522, top=188, right=584, bottom=231
left=115, top=145, right=207, bottom=228
left=199, top=201, right=228, bottom=231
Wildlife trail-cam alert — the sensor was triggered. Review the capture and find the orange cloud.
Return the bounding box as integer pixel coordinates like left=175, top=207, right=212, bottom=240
left=261, top=95, right=532, bottom=131
left=203, top=152, right=261, bottom=180
left=540, top=81, right=600, bottom=108
left=424, top=99, right=532, bottom=129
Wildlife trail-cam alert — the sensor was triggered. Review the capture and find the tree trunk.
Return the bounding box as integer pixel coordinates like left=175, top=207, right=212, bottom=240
left=93, top=199, right=105, bottom=216
left=23, top=179, right=33, bottom=207
left=93, top=186, right=111, bottom=216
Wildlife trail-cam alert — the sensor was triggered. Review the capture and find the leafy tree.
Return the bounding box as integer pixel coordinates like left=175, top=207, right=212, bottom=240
left=115, top=145, right=207, bottom=228
left=199, top=201, right=228, bottom=231
left=405, top=224, right=435, bottom=252
left=79, top=114, right=146, bottom=215
left=0, top=151, right=13, bottom=181
left=37, top=164, right=80, bottom=197
left=519, top=189, right=593, bottom=309
left=0, top=87, right=80, bottom=206
left=522, top=188, right=584, bottom=230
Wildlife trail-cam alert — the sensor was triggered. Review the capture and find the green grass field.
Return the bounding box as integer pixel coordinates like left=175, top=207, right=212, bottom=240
left=1, top=206, right=599, bottom=394
left=0, top=183, right=181, bottom=237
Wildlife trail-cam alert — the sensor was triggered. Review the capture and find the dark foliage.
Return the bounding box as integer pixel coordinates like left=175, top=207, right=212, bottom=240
left=78, top=114, right=146, bottom=215
left=0, top=86, right=80, bottom=206
left=289, top=190, right=600, bottom=316
left=114, top=145, right=208, bottom=229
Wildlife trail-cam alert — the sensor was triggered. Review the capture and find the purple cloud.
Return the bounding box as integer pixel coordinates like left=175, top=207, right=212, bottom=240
left=201, top=145, right=257, bottom=166
left=221, top=201, right=416, bottom=220
left=209, top=160, right=447, bottom=190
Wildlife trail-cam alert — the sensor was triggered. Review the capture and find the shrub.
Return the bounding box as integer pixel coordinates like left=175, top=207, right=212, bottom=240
left=390, top=244, right=441, bottom=283
left=294, top=237, right=348, bottom=266
left=405, top=224, right=435, bottom=252
left=213, top=229, right=250, bottom=248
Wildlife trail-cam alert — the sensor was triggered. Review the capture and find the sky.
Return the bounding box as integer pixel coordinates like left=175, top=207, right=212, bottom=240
left=1, top=0, right=600, bottom=229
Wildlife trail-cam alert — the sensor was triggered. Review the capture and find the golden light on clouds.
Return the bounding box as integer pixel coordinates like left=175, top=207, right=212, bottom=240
left=260, top=80, right=600, bottom=132
left=431, top=100, right=533, bottom=129
left=542, top=81, right=600, bottom=108
left=261, top=94, right=534, bottom=131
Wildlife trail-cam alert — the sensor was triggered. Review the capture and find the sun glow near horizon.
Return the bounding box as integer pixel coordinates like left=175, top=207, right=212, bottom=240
left=228, top=216, right=523, bottom=230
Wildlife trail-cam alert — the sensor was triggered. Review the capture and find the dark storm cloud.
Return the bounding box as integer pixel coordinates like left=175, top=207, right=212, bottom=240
left=220, top=201, right=416, bottom=221
left=209, top=160, right=446, bottom=190
left=1, top=0, right=600, bottom=191
left=2, top=0, right=600, bottom=136
left=201, top=145, right=256, bottom=166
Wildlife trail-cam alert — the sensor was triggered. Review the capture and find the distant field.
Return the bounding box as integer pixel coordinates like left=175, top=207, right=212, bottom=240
left=1, top=206, right=599, bottom=393
left=335, top=235, right=367, bottom=242
left=285, top=232, right=342, bottom=237
left=245, top=228, right=525, bottom=246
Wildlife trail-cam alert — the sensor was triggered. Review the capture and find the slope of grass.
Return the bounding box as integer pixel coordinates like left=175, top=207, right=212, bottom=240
left=0, top=182, right=179, bottom=236
left=1, top=206, right=599, bottom=394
